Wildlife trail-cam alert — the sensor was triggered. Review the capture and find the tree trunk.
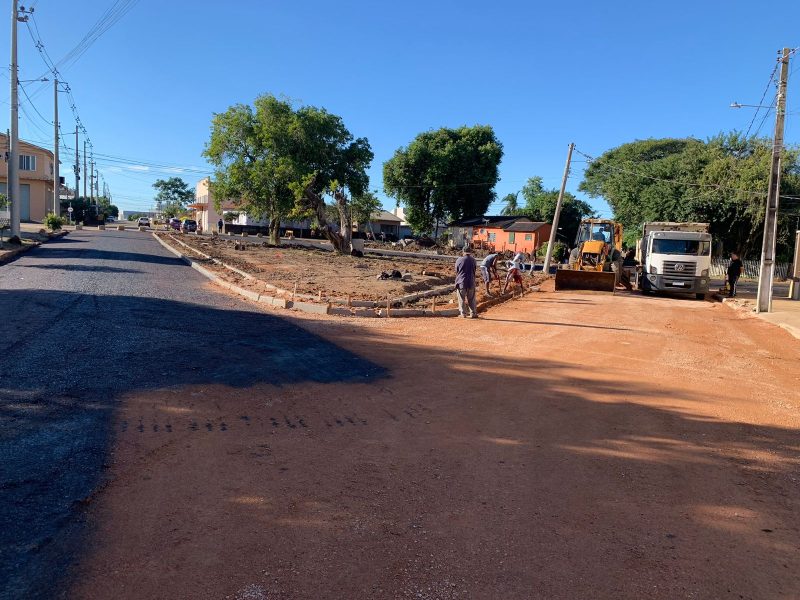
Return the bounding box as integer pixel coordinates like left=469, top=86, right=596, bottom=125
left=301, top=179, right=348, bottom=254
left=335, top=188, right=352, bottom=253
left=269, top=217, right=281, bottom=246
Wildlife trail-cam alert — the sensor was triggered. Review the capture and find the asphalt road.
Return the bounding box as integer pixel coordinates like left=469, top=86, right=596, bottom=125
left=0, top=228, right=383, bottom=599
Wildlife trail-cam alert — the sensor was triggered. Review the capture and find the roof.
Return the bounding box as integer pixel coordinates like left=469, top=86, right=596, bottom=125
left=0, top=133, right=54, bottom=158
left=448, top=215, right=532, bottom=228
left=504, top=221, right=547, bottom=233
left=370, top=209, right=402, bottom=223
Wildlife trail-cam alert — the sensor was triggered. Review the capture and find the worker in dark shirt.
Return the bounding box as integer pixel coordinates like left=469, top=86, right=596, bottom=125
left=455, top=246, right=478, bottom=318
left=727, top=252, right=743, bottom=297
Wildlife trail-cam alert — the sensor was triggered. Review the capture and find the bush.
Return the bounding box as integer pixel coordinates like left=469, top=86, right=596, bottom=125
left=44, top=213, right=64, bottom=231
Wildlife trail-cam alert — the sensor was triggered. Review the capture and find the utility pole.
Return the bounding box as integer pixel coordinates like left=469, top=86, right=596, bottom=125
left=8, top=0, right=20, bottom=236
left=756, top=48, right=791, bottom=313
left=82, top=139, right=87, bottom=202
left=542, top=142, right=575, bottom=274
left=53, top=78, right=59, bottom=215
left=74, top=126, right=79, bottom=203
left=89, top=159, right=94, bottom=205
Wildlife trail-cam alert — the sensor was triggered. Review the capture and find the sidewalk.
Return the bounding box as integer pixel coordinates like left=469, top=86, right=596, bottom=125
left=712, top=277, right=800, bottom=340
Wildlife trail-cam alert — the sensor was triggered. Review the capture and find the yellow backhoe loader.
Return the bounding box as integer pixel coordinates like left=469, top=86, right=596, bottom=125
left=554, top=219, right=623, bottom=292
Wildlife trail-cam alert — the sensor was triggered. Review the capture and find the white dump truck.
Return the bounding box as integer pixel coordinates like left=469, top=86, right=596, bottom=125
left=639, top=222, right=712, bottom=299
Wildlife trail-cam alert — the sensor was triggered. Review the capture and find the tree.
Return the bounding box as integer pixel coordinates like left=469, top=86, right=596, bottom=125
left=205, top=95, right=372, bottom=251
left=204, top=96, right=298, bottom=245
left=350, top=191, right=382, bottom=233
left=579, top=135, right=800, bottom=258
left=153, top=177, right=195, bottom=219
left=383, top=125, right=503, bottom=235
left=289, top=105, right=373, bottom=253
left=500, top=177, right=594, bottom=244
left=500, top=192, right=520, bottom=216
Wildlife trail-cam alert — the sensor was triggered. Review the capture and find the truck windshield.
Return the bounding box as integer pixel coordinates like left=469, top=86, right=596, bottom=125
left=652, top=239, right=710, bottom=255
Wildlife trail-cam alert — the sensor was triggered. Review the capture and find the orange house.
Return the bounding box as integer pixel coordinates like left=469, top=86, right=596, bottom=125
left=471, top=218, right=551, bottom=254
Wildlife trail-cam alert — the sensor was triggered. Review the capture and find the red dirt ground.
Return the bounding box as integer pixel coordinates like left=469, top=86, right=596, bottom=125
left=69, top=289, right=800, bottom=599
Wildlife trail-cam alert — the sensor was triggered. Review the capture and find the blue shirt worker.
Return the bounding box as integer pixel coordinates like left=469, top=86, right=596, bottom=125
left=480, top=252, right=500, bottom=296
left=455, top=247, right=478, bottom=319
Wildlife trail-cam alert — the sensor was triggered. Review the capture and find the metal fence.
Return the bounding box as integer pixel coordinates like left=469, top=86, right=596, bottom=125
left=710, top=258, right=791, bottom=280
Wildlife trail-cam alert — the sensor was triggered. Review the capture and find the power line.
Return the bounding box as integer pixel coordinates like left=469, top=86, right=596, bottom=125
left=744, top=63, right=779, bottom=138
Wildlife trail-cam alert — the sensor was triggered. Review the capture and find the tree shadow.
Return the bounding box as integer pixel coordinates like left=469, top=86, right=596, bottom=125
left=0, top=289, right=384, bottom=599
left=3, top=284, right=800, bottom=599
left=192, top=315, right=799, bottom=600
left=23, top=247, right=184, bottom=267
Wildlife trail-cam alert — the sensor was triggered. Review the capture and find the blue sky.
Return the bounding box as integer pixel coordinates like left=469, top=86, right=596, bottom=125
left=2, top=0, right=799, bottom=216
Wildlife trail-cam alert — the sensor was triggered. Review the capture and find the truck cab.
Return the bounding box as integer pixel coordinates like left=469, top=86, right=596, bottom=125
left=641, top=230, right=712, bottom=298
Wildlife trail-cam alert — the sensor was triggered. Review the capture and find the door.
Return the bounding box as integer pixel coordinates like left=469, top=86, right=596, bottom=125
left=20, top=184, right=30, bottom=221
left=0, top=182, right=31, bottom=221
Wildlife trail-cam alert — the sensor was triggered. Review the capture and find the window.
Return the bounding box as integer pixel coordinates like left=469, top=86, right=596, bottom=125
left=508, top=232, right=516, bottom=243
left=524, top=234, right=532, bottom=241
left=651, top=239, right=711, bottom=256
left=19, top=154, right=36, bottom=171
left=487, top=232, right=496, bottom=242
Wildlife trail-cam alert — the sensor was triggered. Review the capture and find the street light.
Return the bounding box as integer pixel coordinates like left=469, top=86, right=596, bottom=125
left=729, top=102, right=773, bottom=109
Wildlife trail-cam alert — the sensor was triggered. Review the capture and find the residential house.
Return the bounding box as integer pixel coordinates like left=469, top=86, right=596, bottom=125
left=190, top=177, right=237, bottom=232
left=391, top=206, right=414, bottom=239
left=0, top=133, right=55, bottom=222
left=355, top=209, right=403, bottom=239
left=448, top=215, right=552, bottom=254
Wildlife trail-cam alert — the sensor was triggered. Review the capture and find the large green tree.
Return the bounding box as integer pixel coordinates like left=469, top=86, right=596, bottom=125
left=204, top=96, right=297, bottom=244
left=153, top=177, right=195, bottom=219
left=383, top=125, right=503, bottom=235
left=579, top=135, right=800, bottom=258
left=289, top=105, right=374, bottom=253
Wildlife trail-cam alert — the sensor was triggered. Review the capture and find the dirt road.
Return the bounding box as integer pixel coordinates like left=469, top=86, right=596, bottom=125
left=69, top=288, right=800, bottom=599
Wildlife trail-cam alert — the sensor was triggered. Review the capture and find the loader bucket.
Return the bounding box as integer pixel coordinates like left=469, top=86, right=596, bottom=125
left=554, top=269, right=617, bottom=292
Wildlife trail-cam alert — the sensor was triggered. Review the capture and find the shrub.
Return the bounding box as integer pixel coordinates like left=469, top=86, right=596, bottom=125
left=44, top=213, right=64, bottom=231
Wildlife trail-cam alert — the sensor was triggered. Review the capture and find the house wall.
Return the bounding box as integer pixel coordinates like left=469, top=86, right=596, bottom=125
left=0, top=137, right=55, bottom=222
left=472, top=224, right=552, bottom=254
left=194, top=177, right=237, bottom=232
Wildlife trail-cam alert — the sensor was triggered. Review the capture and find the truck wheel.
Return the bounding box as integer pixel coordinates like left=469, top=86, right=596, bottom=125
left=696, top=293, right=705, bottom=300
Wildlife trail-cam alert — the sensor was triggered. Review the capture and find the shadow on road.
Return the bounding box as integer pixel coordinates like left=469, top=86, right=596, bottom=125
left=24, top=247, right=184, bottom=267
left=17, top=264, right=143, bottom=274
left=0, top=289, right=385, bottom=600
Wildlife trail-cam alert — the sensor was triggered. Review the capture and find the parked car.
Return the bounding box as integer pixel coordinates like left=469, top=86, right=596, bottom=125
left=168, top=217, right=182, bottom=231
left=137, top=217, right=151, bottom=227
left=181, top=219, right=197, bottom=233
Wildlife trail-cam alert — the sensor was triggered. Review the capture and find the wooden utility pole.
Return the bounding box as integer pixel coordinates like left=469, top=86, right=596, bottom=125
left=756, top=48, right=790, bottom=313
left=542, top=143, right=574, bottom=274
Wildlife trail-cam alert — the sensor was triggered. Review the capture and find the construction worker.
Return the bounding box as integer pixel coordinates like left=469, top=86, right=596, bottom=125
left=455, top=246, right=478, bottom=318
left=480, top=251, right=500, bottom=296
left=502, top=252, right=525, bottom=294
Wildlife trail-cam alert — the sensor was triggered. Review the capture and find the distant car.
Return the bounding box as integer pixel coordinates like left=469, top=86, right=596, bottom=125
left=137, top=217, right=150, bottom=227
left=168, top=217, right=182, bottom=231
left=181, top=219, right=197, bottom=233
left=106, top=217, right=115, bottom=223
